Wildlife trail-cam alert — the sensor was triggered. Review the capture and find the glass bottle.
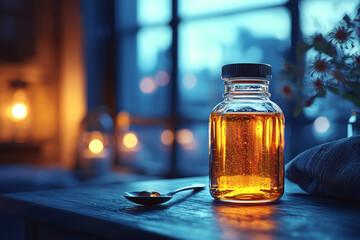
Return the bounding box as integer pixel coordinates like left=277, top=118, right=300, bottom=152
left=209, top=63, right=285, bottom=203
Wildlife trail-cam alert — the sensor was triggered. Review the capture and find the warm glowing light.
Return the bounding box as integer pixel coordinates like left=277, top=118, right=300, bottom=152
left=140, top=77, right=157, bottom=94
left=88, top=139, right=104, bottom=154
left=11, top=103, right=27, bottom=120
left=161, top=130, right=174, bottom=145
left=176, top=129, right=194, bottom=144
left=155, top=71, right=170, bottom=86
left=314, top=116, right=330, bottom=133
left=117, top=111, right=130, bottom=131
left=215, top=204, right=276, bottom=240
left=123, top=132, right=138, bottom=148
left=182, top=73, right=197, bottom=89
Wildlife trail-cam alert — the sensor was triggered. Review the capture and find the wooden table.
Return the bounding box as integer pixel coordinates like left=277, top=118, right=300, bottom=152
left=0, top=176, right=359, bottom=240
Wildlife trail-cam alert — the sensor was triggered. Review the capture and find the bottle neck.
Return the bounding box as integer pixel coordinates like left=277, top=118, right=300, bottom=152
left=223, top=77, right=271, bottom=100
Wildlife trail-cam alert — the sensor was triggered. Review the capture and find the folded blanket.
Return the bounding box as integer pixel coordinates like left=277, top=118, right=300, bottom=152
left=286, top=136, right=360, bottom=201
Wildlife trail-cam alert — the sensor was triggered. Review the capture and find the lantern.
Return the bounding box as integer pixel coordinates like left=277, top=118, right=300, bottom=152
left=6, top=79, right=31, bottom=142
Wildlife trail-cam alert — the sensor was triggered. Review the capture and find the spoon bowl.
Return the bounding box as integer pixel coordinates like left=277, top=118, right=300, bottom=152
left=123, top=184, right=205, bottom=206
left=123, top=191, right=172, bottom=205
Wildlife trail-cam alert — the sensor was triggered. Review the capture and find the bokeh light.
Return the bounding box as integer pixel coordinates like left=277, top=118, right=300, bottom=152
left=123, top=132, right=138, bottom=148
left=313, top=116, right=330, bottom=133
left=117, top=111, right=131, bottom=131
left=140, top=77, right=157, bottom=94
left=155, top=71, right=170, bottom=86
left=161, top=129, right=174, bottom=145
left=182, top=73, right=197, bottom=89
left=11, top=103, right=27, bottom=120
left=176, top=129, right=194, bottom=144
left=88, top=139, right=104, bottom=154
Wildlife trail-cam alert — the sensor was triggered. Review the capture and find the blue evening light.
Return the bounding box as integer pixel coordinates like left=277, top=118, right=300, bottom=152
left=137, top=0, right=171, bottom=26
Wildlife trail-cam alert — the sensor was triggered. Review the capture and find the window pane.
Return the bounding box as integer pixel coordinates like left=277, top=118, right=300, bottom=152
left=300, top=0, right=359, bottom=35
left=178, top=7, right=291, bottom=120
left=137, top=27, right=172, bottom=74
left=137, top=0, right=171, bottom=26
left=117, top=124, right=171, bottom=175
left=179, top=0, right=288, bottom=18
left=176, top=123, right=208, bottom=176
left=117, top=26, right=172, bottom=117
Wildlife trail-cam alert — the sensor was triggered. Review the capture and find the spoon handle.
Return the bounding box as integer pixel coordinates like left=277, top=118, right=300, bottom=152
left=167, top=184, right=205, bottom=196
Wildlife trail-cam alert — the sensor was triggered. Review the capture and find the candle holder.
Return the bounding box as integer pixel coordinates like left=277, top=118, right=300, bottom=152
left=77, top=107, right=114, bottom=177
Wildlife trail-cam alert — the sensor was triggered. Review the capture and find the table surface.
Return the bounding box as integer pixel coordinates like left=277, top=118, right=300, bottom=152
left=1, top=176, right=360, bottom=240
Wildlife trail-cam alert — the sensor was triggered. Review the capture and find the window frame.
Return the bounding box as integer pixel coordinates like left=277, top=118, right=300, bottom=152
left=114, top=0, right=300, bottom=177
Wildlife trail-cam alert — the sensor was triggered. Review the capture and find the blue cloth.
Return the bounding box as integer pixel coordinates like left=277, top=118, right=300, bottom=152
left=286, top=136, right=360, bottom=200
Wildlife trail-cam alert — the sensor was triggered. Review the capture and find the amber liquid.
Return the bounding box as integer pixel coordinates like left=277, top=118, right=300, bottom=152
left=209, top=112, right=284, bottom=202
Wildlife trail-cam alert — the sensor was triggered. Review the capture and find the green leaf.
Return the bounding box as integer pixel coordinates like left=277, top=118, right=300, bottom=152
left=297, top=42, right=312, bottom=51
left=343, top=14, right=352, bottom=27
left=293, top=104, right=304, bottom=117
left=344, top=82, right=360, bottom=96
left=327, top=86, right=340, bottom=95
left=313, top=42, right=336, bottom=57
left=317, top=90, right=326, bottom=98
left=323, top=43, right=337, bottom=57
left=342, top=92, right=360, bottom=106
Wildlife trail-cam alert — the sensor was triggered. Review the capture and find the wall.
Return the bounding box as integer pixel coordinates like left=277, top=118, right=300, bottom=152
left=0, top=0, right=86, bottom=167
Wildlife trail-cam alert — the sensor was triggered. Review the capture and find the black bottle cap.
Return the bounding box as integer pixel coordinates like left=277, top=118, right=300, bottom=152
left=221, top=63, right=272, bottom=79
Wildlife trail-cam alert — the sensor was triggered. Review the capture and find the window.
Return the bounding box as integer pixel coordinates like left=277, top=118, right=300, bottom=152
left=114, top=0, right=357, bottom=177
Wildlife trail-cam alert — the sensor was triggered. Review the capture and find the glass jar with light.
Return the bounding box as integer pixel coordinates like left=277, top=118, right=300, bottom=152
left=77, top=108, right=114, bottom=177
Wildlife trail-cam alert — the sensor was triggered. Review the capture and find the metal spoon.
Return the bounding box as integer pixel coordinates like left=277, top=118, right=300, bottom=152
left=123, top=184, right=205, bottom=205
